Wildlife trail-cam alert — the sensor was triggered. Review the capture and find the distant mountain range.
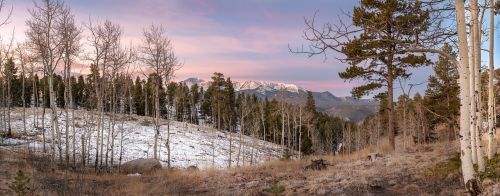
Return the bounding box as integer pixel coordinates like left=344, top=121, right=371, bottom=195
left=181, top=78, right=378, bottom=122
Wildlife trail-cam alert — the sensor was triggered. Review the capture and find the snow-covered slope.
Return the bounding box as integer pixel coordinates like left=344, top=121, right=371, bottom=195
left=1, top=109, right=282, bottom=169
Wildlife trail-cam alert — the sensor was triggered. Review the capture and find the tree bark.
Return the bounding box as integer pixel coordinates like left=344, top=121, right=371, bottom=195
left=487, top=0, right=495, bottom=159
left=473, top=6, right=485, bottom=171
left=455, top=0, right=480, bottom=193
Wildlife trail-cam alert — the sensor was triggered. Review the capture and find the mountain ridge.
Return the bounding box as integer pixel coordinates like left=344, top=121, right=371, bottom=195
left=181, top=77, right=378, bottom=122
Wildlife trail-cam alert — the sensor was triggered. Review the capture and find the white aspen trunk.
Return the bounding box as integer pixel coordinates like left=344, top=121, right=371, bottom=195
left=237, top=111, right=243, bottom=166
left=118, top=113, right=125, bottom=172
left=64, top=61, right=70, bottom=166
left=455, top=0, right=480, bottom=193
left=21, top=67, right=26, bottom=134
left=48, top=73, right=60, bottom=166
left=167, top=118, right=171, bottom=168
left=299, top=106, right=302, bottom=159
left=487, top=0, right=495, bottom=159
left=41, top=81, right=47, bottom=153
left=110, top=81, right=117, bottom=165
left=469, top=23, right=477, bottom=164
left=153, top=81, right=160, bottom=160
left=473, top=10, right=485, bottom=171
left=32, top=75, right=37, bottom=129
left=281, top=102, right=285, bottom=156
left=81, top=112, right=87, bottom=167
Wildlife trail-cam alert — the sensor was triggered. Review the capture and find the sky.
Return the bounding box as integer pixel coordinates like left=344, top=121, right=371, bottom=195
left=0, top=0, right=498, bottom=98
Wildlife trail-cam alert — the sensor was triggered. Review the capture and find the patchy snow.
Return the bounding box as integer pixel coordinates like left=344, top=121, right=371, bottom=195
left=1, top=108, right=283, bottom=169
left=181, top=77, right=305, bottom=94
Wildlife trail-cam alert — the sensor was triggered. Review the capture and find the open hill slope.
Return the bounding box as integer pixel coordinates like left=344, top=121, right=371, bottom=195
left=1, top=134, right=499, bottom=195
left=0, top=108, right=282, bottom=169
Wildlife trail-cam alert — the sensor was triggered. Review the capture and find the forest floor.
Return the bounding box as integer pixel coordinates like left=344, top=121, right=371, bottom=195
left=1, top=134, right=499, bottom=195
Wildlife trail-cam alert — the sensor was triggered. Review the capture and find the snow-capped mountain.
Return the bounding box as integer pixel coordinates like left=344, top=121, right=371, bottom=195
left=234, top=80, right=305, bottom=94
left=181, top=78, right=378, bottom=122
left=180, top=78, right=304, bottom=94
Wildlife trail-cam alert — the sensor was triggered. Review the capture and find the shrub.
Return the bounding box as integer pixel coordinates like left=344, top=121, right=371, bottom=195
left=265, top=181, right=285, bottom=196
left=8, top=170, right=31, bottom=196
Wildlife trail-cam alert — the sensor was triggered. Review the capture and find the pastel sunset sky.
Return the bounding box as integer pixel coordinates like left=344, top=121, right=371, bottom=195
left=0, top=0, right=498, bottom=97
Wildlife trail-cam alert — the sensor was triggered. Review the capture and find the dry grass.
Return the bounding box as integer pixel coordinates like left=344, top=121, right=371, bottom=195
left=1, top=133, right=498, bottom=195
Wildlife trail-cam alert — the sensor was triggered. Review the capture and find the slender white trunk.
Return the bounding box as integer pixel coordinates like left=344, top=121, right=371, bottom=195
left=48, top=74, right=60, bottom=166
left=299, top=106, right=302, bottom=159
left=153, top=81, right=160, bottom=159
left=469, top=23, right=477, bottom=164
left=22, top=69, right=26, bottom=134
left=487, top=0, right=496, bottom=159
left=455, top=0, right=480, bottom=193
left=473, top=9, right=485, bottom=171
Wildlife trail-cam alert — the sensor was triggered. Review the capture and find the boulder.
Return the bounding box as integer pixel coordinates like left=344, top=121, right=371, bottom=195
left=367, top=153, right=383, bottom=161
left=187, top=165, right=198, bottom=171
left=121, top=158, right=161, bottom=174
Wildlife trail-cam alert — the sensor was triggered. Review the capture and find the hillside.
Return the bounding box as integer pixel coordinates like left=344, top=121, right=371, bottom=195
left=1, top=135, right=499, bottom=195
left=182, top=78, right=378, bottom=122
left=0, top=108, right=282, bottom=169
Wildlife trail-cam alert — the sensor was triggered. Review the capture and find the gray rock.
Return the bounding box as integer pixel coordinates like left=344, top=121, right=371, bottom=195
left=121, top=158, right=161, bottom=174
left=187, top=165, right=199, bottom=171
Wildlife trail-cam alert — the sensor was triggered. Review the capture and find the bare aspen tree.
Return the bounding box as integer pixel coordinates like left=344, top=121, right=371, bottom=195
left=58, top=5, right=81, bottom=167
left=108, top=44, right=134, bottom=166
left=141, top=24, right=180, bottom=162
left=487, top=0, right=495, bottom=159
left=86, top=19, right=121, bottom=171
left=0, top=0, right=12, bottom=137
left=26, top=0, right=68, bottom=165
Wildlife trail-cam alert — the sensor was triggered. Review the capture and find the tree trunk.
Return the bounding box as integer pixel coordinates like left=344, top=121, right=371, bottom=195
left=22, top=69, right=26, bottom=134
left=487, top=0, right=495, bottom=159
left=469, top=20, right=478, bottom=164
left=455, top=0, right=480, bottom=193
left=42, top=77, right=46, bottom=153
left=7, top=71, right=11, bottom=137
left=387, top=65, right=395, bottom=150
left=153, top=80, right=160, bottom=160
left=473, top=9, right=485, bottom=171
left=110, top=81, right=117, bottom=165
left=281, top=102, right=285, bottom=155
left=48, top=73, right=60, bottom=167
left=64, top=62, right=70, bottom=167
left=299, top=106, right=302, bottom=159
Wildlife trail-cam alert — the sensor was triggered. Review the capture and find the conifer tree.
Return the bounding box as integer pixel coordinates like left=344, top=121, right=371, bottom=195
left=424, top=44, right=459, bottom=141
left=297, top=0, right=431, bottom=150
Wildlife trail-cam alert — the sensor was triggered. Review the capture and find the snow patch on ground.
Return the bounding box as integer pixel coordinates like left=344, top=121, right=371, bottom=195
left=1, top=109, right=283, bottom=169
